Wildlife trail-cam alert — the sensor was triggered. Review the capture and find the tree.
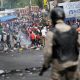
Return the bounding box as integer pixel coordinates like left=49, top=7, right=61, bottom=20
left=3, top=0, right=18, bottom=8
left=36, top=0, right=43, bottom=8
left=2, top=0, right=43, bottom=9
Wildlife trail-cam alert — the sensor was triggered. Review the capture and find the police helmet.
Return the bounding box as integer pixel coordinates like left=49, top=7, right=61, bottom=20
left=50, top=7, right=65, bottom=25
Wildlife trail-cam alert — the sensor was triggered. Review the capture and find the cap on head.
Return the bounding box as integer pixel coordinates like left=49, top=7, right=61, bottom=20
left=50, top=7, right=65, bottom=25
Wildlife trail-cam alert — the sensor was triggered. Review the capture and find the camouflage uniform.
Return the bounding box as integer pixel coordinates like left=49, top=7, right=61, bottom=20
left=43, top=20, right=80, bottom=80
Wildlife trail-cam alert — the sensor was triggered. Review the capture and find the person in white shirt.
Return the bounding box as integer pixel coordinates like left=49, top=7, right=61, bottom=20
left=41, top=26, right=47, bottom=47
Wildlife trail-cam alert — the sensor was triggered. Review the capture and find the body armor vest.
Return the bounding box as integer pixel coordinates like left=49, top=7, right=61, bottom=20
left=52, top=28, right=79, bottom=62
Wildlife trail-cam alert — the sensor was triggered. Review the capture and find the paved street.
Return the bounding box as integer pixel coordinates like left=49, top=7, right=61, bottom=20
left=0, top=49, right=43, bottom=71
left=0, top=49, right=50, bottom=80
left=0, top=49, right=79, bottom=80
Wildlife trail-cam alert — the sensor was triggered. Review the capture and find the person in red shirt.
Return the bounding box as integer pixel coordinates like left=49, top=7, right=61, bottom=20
left=36, top=32, right=41, bottom=47
left=30, top=31, right=36, bottom=47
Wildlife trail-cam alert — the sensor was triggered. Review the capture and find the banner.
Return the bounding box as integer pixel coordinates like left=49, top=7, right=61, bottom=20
left=58, top=1, right=80, bottom=18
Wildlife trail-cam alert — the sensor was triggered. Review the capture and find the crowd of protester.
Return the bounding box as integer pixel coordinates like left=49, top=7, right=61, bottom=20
left=0, top=11, right=50, bottom=51
left=66, top=19, right=80, bottom=30
left=0, top=10, right=80, bottom=52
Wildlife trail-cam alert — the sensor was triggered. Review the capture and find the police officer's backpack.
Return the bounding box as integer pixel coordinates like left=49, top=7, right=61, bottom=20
left=52, top=28, right=79, bottom=62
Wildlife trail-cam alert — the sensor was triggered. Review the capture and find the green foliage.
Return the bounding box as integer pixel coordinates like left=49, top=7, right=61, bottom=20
left=1, top=0, right=43, bottom=9
left=35, top=0, right=43, bottom=8
left=1, top=0, right=80, bottom=9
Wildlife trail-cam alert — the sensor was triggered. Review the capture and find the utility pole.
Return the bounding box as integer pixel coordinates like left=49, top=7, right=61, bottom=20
left=0, top=0, right=4, bottom=8
left=29, top=0, right=32, bottom=14
left=30, top=0, right=32, bottom=7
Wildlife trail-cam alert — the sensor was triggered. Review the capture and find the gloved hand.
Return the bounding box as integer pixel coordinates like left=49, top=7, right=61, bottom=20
left=39, top=65, right=50, bottom=76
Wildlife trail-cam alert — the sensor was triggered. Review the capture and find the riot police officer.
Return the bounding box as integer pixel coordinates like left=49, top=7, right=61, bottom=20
left=39, top=7, right=80, bottom=80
